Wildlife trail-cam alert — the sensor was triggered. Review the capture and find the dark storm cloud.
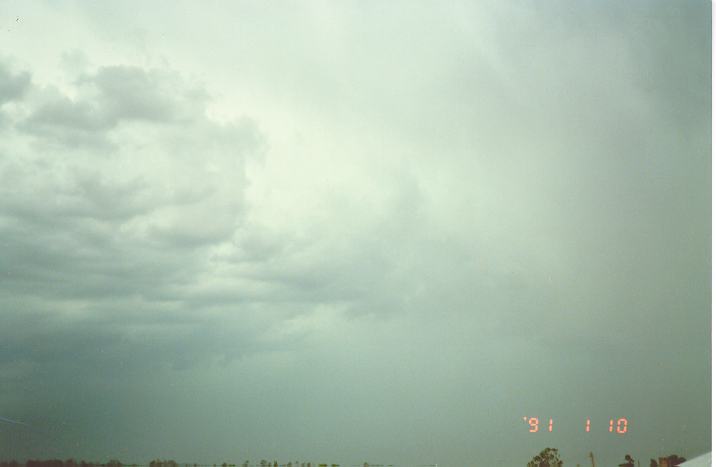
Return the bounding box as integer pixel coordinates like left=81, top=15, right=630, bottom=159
left=0, top=58, right=278, bottom=382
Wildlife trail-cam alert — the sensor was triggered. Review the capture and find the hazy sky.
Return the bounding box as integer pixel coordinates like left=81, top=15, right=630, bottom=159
left=0, top=1, right=710, bottom=466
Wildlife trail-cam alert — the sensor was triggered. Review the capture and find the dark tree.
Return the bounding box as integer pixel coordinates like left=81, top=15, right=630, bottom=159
left=650, top=455, right=686, bottom=467
left=527, top=448, right=563, bottom=467
left=667, top=456, right=686, bottom=467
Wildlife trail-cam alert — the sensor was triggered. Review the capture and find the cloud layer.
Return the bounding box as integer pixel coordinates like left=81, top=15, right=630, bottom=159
left=0, top=1, right=710, bottom=466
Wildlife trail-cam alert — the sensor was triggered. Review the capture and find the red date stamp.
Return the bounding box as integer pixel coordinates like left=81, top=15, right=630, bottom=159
left=522, top=417, right=629, bottom=434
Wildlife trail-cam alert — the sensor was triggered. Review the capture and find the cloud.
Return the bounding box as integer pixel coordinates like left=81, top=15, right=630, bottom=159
left=0, top=1, right=709, bottom=463
left=0, top=52, right=415, bottom=399
left=18, top=65, right=210, bottom=149
left=88, top=66, right=191, bottom=122
left=0, top=61, right=30, bottom=105
left=0, top=57, right=275, bottom=381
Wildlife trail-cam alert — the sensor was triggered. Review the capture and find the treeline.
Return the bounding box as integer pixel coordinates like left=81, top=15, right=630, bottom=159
left=249, top=461, right=323, bottom=467
left=528, top=448, right=689, bottom=467
left=0, top=461, right=324, bottom=467
left=616, top=453, right=686, bottom=467
left=1, top=462, right=122, bottom=467
left=0, top=461, right=237, bottom=467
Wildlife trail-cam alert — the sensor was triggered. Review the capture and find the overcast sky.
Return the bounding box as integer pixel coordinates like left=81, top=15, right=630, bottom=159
left=0, top=1, right=710, bottom=466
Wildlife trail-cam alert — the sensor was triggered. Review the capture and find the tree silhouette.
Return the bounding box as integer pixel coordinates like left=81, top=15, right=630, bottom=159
left=527, top=448, right=563, bottom=467
left=650, top=455, right=686, bottom=467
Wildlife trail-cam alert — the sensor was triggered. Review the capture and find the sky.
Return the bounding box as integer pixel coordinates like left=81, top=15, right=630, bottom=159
left=0, top=0, right=710, bottom=466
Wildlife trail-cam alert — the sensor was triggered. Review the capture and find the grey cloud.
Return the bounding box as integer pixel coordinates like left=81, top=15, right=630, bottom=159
left=147, top=203, right=243, bottom=248
left=89, top=66, right=183, bottom=123
left=0, top=55, right=341, bottom=418
left=26, top=94, right=109, bottom=132
left=0, top=62, right=30, bottom=105
left=2, top=172, right=153, bottom=228
left=19, top=65, right=208, bottom=147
